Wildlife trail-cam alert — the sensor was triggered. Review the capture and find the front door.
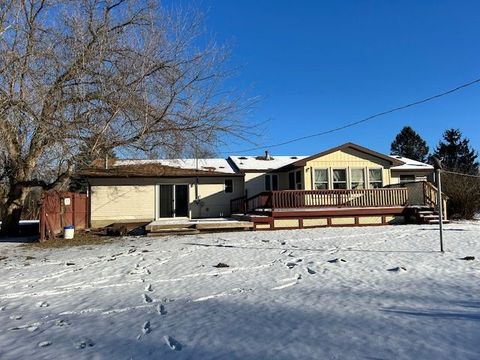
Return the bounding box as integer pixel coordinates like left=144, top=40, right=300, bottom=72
left=159, top=184, right=189, bottom=218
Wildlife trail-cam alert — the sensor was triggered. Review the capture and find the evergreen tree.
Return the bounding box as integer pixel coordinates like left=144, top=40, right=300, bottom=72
left=432, top=129, right=479, bottom=174
left=390, top=126, right=429, bottom=162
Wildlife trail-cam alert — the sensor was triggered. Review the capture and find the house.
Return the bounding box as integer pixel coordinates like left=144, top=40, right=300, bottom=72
left=81, top=143, right=442, bottom=230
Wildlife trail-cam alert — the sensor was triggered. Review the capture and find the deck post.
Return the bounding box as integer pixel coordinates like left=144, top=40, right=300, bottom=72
left=432, top=156, right=444, bottom=253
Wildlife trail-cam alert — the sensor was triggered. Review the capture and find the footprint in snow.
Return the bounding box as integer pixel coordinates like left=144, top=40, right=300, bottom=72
left=388, top=266, right=407, bottom=272
left=142, top=321, right=151, bottom=335
left=164, top=336, right=182, bottom=351
left=306, top=267, right=316, bottom=274
left=37, top=301, right=49, bottom=308
left=38, top=341, right=52, bottom=348
left=143, top=294, right=153, bottom=303
left=157, top=304, right=167, bottom=315
left=9, top=314, right=23, bottom=320
left=286, top=262, right=297, bottom=269
left=145, top=284, right=153, bottom=292
left=75, top=338, right=95, bottom=349
left=328, top=258, right=347, bottom=263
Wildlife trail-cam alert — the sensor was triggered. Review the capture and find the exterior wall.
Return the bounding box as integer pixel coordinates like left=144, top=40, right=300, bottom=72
left=190, top=177, right=244, bottom=218
left=301, top=148, right=393, bottom=190
left=244, top=172, right=266, bottom=197
left=90, top=184, right=155, bottom=227
left=89, top=176, right=244, bottom=226
left=390, top=170, right=432, bottom=185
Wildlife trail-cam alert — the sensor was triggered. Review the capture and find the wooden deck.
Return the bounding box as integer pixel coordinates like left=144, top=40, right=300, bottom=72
left=230, top=184, right=447, bottom=230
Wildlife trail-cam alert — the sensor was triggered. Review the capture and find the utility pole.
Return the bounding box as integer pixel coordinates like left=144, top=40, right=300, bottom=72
left=432, top=156, right=444, bottom=252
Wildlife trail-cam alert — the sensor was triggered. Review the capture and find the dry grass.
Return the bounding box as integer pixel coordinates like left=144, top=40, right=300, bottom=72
left=27, top=231, right=116, bottom=249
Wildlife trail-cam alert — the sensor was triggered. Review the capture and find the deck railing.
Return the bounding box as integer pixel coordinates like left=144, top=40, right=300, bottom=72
left=231, top=188, right=409, bottom=214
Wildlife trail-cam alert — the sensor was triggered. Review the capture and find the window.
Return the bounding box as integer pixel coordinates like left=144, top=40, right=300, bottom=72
left=400, top=175, right=415, bottom=184
left=224, top=179, right=233, bottom=193
left=314, top=169, right=329, bottom=189
left=351, top=169, right=365, bottom=189
left=295, top=171, right=302, bottom=189
left=333, top=169, right=347, bottom=189
left=288, top=172, right=295, bottom=190
left=265, top=174, right=279, bottom=191
left=369, top=169, right=383, bottom=188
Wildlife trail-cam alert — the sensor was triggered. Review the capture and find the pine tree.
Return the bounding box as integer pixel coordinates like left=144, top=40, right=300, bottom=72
left=390, top=126, right=429, bottom=162
left=432, top=129, right=479, bottom=174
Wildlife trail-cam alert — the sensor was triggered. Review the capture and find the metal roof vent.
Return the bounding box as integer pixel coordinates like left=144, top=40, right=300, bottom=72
left=256, top=150, right=274, bottom=161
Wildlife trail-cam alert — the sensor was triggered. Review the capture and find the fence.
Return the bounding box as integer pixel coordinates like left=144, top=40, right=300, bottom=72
left=39, top=191, right=89, bottom=241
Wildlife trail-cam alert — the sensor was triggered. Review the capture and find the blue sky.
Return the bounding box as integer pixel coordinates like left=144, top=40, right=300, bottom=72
left=189, top=1, right=480, bottom=156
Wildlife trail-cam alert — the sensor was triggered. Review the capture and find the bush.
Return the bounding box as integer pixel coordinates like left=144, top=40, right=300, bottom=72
left=441, top=172, right=480, bottom=220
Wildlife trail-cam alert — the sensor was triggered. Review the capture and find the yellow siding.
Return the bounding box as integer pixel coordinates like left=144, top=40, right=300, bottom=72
left=274, top=219, right=299, bottom=228
left=304, top=149, right=392, bottom=190
left=255, top=223, right=271, bottom=229
left=303, top=218, right=328, bottom=227
left=191, top=177, right=244, bottom=218
left=244, top=173, right=266, bottom=197
left=91, top=185, right=155, bottom=224
left=331, top=217, right=356, bottom=225
left=358, top=216, right=383, bottom=225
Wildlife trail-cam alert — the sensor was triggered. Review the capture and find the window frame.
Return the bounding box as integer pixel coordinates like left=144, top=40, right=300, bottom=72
left=332, top=168, right=348, bottom=189
left=368, top=168, right=383, bottom=188
left=399, top=174, right=416, bottom=184
left=351, top=168, right=366, bottom=189
left=313, top=168, right=329, bottom=190
left=224, top=179, right=234, bottom=193
left=265, top=174, right=279, bottom=191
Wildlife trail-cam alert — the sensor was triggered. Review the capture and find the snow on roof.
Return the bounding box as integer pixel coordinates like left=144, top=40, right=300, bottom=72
left=390, top=155, right=434, bottom=171
left=115, top=158, right=237, bottom=174
left=229, top=155, right=307, bottom=171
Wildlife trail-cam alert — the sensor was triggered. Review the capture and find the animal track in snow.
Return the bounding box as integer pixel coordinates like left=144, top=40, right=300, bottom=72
left=306, top=267, right=316, bottom=274
left=145, top=284, right=153, bottom=292
left=143, top=294, right=153, bottom=303
left=38, top=341, right=52, bottom=348
left=9, top=314, right=22, bottom=320
left=37, top=301, right=49, bottom=307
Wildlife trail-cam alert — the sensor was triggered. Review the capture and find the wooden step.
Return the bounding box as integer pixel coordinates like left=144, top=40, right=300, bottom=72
left=147, top=227, right=200, bottom=236
left=427, top=220, right=450, bottom=225
left=195, top=221, right=253, bottom=230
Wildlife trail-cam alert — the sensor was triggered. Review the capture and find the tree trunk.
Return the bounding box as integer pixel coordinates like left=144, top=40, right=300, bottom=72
left=0, top=185, right=28, bottom=236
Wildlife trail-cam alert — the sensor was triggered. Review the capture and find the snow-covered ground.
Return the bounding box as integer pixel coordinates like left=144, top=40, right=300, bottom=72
left=1, top=224, right=479, bottom=359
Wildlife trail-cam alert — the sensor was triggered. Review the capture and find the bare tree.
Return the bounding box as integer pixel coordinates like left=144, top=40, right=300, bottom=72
left=0, top=0, right=253, bottom=234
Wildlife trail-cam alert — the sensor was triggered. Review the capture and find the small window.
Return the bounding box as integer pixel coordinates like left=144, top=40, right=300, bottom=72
left=351, top=169, right=365, bottom=189
left=369, top=169, right=383, bottom=188
left=272, top=174, right=278, bottom=190
left=333, top=169, right=347, bottom=189
left=400, top=175, right=415, bottom=184
left=288, top=172, right=295, bottom=190
left=295, top=171, right=302, bottom=189
left=265, top=174, right=279, bottom=191
left=225, top=179, right=233, bottom=193
left=314, top=169, right=329, bottom=190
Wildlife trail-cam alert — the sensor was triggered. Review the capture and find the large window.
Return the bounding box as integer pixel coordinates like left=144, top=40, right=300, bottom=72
left=265, top=174, right=279, bottom=191
left=351, top=169, right=365, bottom=189
left=333, top=169, right=347, bottom=189
left=314, top=169, right=329, bottom=189
left=369, top=168, right=383, bottom=188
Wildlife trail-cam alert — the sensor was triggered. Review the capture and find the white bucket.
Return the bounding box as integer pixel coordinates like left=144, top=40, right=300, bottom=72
left=64, top=225, right=75, bottom=239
